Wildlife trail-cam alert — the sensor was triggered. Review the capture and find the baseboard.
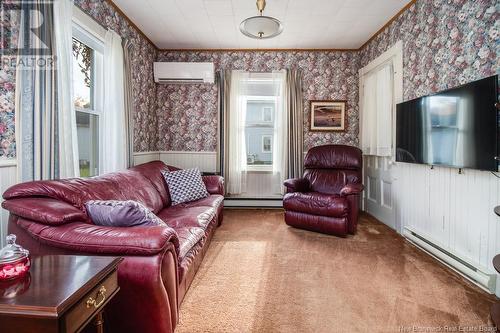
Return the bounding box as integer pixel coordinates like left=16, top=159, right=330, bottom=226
left=224, top=199, right=283, bottom=208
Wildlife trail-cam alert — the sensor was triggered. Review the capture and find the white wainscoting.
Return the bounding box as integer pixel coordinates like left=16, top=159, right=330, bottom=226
left=0, top=159, right=18, bottom=247
left=133, top=151, right=160, bottom=165
left=394, top=162, right=500, bottom=296
left=159, top=151, right=217, bottom=173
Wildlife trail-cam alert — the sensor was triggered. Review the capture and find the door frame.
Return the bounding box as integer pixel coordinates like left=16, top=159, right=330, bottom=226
left=358, top=41, right=403, bottom=232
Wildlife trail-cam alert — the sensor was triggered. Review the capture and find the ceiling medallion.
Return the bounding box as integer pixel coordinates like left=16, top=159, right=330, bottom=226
left=239, top=0, right=283, bottom=39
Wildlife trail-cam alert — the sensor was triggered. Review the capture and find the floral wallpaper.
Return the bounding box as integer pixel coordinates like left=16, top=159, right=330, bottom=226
left=0, top=0, right=158, bottom=159
left=1, top=0, right=498, bottom=158
left=360, top=0, right=499, bottom=101
left=0, top=5, right=18, bottom=158
left=156, top=51, right=361, bottom=152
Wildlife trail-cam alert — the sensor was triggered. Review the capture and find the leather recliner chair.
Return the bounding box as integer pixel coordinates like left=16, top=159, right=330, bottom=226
left=283, top=144, right=364, bottom=236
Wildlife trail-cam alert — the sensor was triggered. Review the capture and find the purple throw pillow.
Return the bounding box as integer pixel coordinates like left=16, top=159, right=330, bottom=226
left=85, top=200, right=166, bottom=227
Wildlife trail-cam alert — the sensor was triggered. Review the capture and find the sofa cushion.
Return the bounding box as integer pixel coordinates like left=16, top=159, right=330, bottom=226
left=157, top=205, right=217, bottom=229
left=85, top=200, right=166, bottom=227
left=283, top=192, right=349, bottom=218
left=176, top=227, right=205, bottom=260
left=161, top=168, right=209, bottom=205
left=177, top=195, right=224, bottom=211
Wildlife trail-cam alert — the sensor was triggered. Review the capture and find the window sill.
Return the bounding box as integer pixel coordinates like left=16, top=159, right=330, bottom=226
left=246, top=165, right=273, bottom=172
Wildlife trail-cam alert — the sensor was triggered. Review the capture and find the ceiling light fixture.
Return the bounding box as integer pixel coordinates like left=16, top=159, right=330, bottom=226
left=239, top=0, right=283, bottom=39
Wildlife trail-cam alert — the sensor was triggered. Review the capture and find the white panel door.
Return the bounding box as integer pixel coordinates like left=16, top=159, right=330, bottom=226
left=359, top=42, right=403, bottom=231
left=364, top=156, right=396, bottom=229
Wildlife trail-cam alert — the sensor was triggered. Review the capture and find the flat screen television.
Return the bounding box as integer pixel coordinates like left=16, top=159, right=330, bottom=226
left=396, top=75, right=499, bottom=171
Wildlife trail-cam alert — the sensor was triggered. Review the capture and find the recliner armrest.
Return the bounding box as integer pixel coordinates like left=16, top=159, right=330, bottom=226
left=202, top=175, right=225, bottom=195
left=283, top=178, right=310, bottom=193
left=16, top=219, right=180, bottom=256
left=340, top=183, right=364, bottom=196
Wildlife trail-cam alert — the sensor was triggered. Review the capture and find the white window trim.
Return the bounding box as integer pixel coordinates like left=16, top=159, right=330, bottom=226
left=262, top=135, right=272, bottom=153
left=72, top=6, right=106, bottom=176
left=72, top=5, right=106, bottom=43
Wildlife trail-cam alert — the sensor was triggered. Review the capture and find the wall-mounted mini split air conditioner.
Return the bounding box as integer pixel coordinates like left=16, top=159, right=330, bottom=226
left=153, top=62, right=214, bottom=84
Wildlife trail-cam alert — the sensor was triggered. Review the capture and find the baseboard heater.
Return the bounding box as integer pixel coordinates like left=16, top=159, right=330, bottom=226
left=403, top=227, right=496, bottom=294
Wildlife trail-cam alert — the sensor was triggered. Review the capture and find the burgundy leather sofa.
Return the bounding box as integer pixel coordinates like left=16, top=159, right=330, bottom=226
left=283, top=145, right=364, bottom=236
left=1, top=161, right=224, bottom=333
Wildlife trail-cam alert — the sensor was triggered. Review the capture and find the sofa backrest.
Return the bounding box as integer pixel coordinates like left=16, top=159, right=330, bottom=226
left=303, top=145, right=362, bottom=195
left=129, top=161, right=178, bottom=208
left=2, top=161, right=171, bottom=224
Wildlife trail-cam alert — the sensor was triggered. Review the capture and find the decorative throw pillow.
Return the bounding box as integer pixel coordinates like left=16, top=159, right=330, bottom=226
left=85, top=200, right=166, bottom=227
left=161, top=168, right=209, bottom=205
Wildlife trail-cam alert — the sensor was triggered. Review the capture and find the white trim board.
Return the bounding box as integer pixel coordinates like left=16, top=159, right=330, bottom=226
left=0, top=159, right=17, bottom=168
left=133, top=151, right=160, bottom=165
left=0, top=163, right=18, bottom=247
left=72, top=5, right=106, bottom=42
left=159, top=151, right=217, bottom=173
left=224, top=199, right=283, bottom=208
left=132, top=151, right=217, bottom=172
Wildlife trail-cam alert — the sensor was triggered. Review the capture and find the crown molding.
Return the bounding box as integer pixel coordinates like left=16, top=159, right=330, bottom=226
left=106, top=0, right=159, bottom=50
left=358, top=0, right=416, bottom=50
left=158, top=48, right=358, bottom=52
left=108, top=0, right=417, bottom=53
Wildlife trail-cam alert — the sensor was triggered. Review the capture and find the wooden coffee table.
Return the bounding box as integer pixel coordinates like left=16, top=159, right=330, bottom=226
left=0, top=255, right=122, bottom=333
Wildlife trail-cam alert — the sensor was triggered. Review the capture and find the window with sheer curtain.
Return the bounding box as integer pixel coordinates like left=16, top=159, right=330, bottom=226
left=226, top=71, right=286, bottom=198
left=361, top=63, right=394, bottom=157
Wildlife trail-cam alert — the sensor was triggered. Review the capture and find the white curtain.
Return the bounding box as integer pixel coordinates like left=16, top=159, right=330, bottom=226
left=102, top=30, right=127, bottom=174
left=227, top=70, right=249, bottom=194
left=272, top=70, right=287, bottom=195
left=361, top=63, right=394, bottom=156
left=54, top=0, right=79, bottom=178
left=16, top=0, right=78, bottom=180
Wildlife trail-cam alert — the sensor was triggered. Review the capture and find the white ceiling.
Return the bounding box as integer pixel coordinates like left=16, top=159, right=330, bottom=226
left=112, top=0, right=412, bottom=50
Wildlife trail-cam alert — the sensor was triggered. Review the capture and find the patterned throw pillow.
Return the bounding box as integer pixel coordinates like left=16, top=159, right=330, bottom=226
left=161, top=168, right=209, bottom=205
left=85, top=200, right=166, bottom=227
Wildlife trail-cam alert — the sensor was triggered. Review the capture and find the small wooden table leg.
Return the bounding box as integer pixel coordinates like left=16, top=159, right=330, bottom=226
left=94, top=311, right=104, bottom=333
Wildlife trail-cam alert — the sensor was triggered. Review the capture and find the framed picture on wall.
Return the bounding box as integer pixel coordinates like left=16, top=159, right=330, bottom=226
left=309, top=100, right=346, bottom=131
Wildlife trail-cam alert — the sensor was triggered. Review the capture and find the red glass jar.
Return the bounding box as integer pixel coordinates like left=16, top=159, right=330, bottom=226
left=0, top=235, right=31, bottom=281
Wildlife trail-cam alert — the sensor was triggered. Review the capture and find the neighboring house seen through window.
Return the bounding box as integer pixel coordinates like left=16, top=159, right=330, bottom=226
left=245, top=97, right=275, bottom=171
left=262, top=135, right=272, bottom=153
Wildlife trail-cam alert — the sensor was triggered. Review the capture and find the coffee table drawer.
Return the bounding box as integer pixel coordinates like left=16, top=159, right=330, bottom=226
left=63, top=270, right=119, bottom=333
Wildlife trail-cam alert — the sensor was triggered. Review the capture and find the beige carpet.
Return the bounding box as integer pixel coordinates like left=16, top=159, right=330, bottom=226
left=176, top=209, right=497, bottom=333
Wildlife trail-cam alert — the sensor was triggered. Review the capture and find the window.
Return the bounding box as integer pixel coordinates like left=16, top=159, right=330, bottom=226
left=72, top=21, right=104, bottom=177
left=245, top=97, right=276, bottom=170
left=262, top=107, right=272, bottom=122
left=262, top=135, right=272, bottom=153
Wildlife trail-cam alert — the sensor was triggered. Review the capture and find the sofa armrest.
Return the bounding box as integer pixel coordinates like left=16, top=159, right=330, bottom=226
left=202, top=175, right=224, bottom=195
left=283, top=178, right=310, bottom=193
left=2, top=198, right=90, bottom=225
left=340, top=183, right=364, bottom=196
left=16, top=219, right=180, bottom=256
